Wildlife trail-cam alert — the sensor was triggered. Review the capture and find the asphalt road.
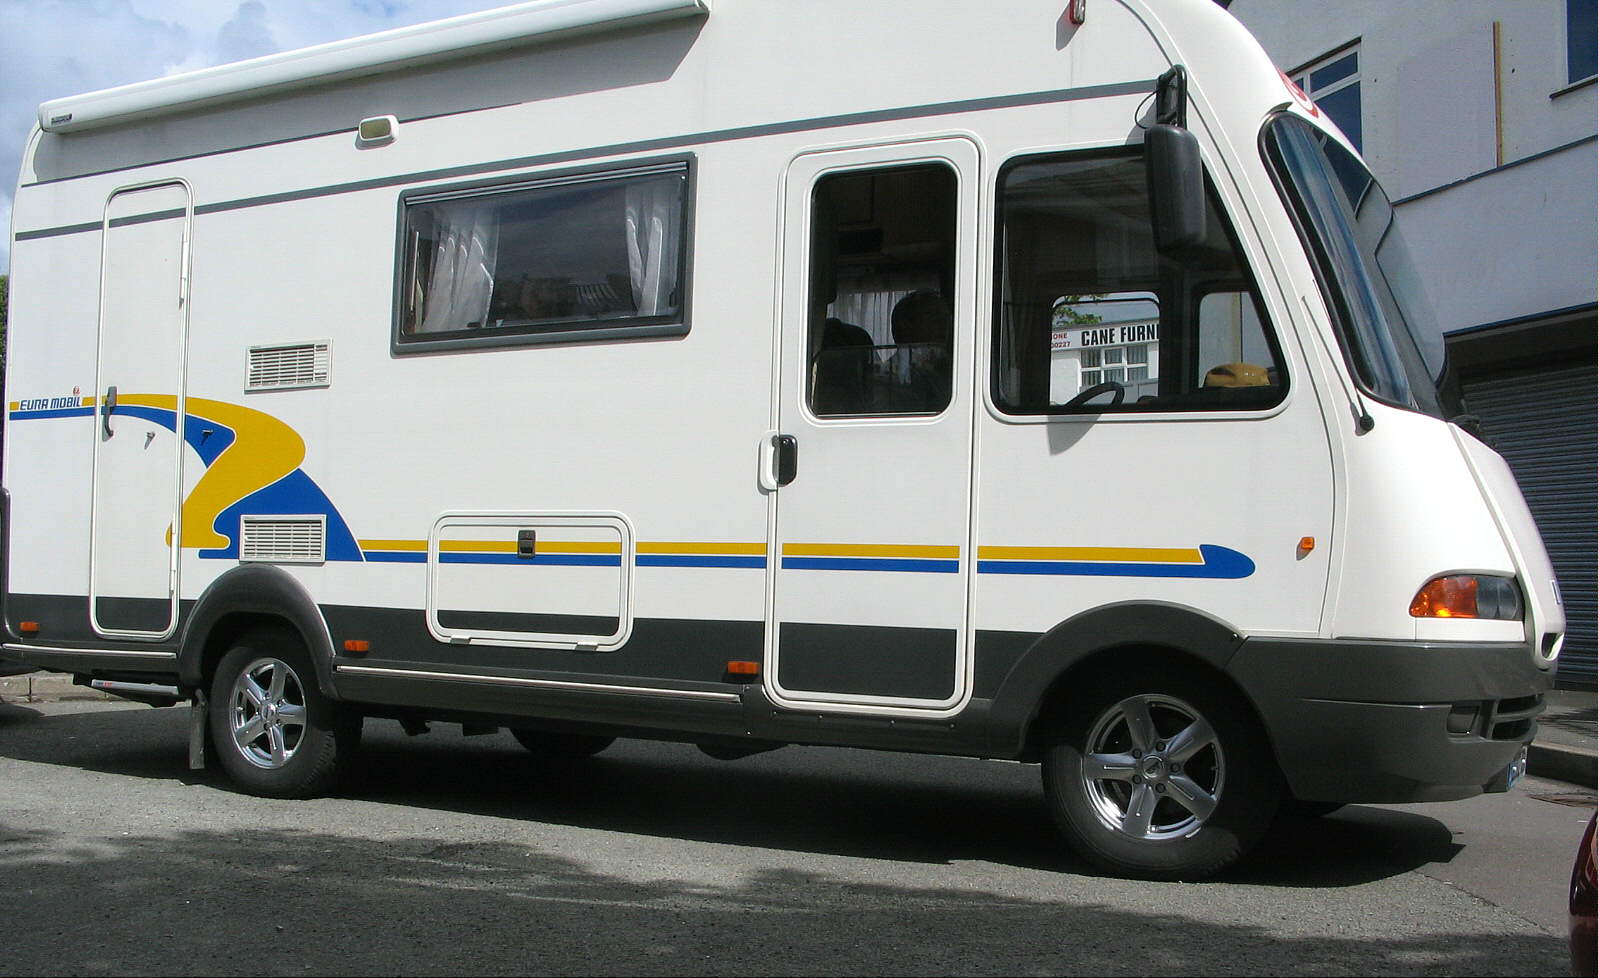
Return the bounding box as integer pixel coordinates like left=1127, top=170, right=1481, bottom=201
left=0, top=697, right=1584, bottom=976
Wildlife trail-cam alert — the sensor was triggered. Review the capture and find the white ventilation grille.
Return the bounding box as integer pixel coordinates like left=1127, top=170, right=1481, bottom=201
left=240, top=516, right=326, bottom=564
left=246, top=342, right=330, bottom=392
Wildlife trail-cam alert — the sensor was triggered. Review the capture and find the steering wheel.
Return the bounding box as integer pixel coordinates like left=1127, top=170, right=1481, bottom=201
left=1063, top=380, right=1126, bottom=409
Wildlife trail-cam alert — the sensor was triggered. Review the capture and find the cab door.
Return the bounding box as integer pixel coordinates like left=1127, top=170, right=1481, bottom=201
left=89, top=181, right=192, bottom=639
left=766, top=138, right=980, bottom=714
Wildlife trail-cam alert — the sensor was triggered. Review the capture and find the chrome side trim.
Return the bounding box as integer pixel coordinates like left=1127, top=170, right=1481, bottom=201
left=4, top=642, right=179, bottom=659
left=335, top=664, right=741, bottom=702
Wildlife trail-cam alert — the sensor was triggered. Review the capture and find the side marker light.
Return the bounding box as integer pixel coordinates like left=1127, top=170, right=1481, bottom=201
left=1297, top=536, right=1315, bottom=556
left=725, top=660, right=759, bottom=676
left=19, top=621, right=40, bottom=634
left=343, top=639, right=371, bottom=653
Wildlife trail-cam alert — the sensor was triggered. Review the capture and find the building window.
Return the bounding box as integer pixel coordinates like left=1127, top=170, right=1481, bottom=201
left=1571, top=0, right=1598, bottom=85
left=1053, top=296, right=1162, bottom=401
left=1291, top=45, right=1362, bottom=152
left=395, top=159, right=691, bottom=352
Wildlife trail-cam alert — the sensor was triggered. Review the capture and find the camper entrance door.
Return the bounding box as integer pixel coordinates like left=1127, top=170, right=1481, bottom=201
left=768, top=139, right=979, bottom=714
left=89, top=181, right=192, bottom=640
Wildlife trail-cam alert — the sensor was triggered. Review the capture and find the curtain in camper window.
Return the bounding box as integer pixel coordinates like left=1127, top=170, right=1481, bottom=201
left=416, top=203, right=500, bottom=333
left=625, top=177, right=682, bottom=317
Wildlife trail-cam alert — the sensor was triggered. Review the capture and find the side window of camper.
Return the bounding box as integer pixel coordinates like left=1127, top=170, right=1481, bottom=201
left=807, top=162, right=957, bottom=417
left=992, top=150, right=1285, bottom=414
left=395, top=160, right=690, bottom=351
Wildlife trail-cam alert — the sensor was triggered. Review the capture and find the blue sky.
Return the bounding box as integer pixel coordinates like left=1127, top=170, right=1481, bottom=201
left=0, top=0, right=510, bottom=272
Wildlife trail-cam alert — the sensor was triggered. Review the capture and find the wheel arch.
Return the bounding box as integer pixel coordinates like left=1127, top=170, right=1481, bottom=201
left=178, top=564, right=339, bottom=699
left=984, top=602, right=1267, bottom=760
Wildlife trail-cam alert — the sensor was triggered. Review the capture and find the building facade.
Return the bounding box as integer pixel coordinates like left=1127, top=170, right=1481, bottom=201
left=1225, top=0, right=1598, bottom=683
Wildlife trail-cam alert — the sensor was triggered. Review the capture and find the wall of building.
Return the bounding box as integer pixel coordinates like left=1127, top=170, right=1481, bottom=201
left=1228, top=0, right=1596, bottom=333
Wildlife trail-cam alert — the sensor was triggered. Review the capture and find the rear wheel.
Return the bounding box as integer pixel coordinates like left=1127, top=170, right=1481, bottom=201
left=1042, top=664, right=1279, bottom=880
left=208, top=629, right=359, bottom=798
left=510, top=728, right=614, bottom=760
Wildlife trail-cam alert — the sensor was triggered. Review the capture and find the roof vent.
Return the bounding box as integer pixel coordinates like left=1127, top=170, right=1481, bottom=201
left=247, top=342, right=330, bottom=392
left=240, top=516, right=327, bottom=564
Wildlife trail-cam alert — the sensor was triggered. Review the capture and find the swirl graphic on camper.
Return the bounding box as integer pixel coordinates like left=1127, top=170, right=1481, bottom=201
left=10, top=393, right=361, bottom=561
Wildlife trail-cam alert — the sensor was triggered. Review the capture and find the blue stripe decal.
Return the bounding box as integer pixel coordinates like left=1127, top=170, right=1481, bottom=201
left=639, top=554, right=767, bottom=569
left=361, top=552, right=426, bottom=564
left=978, top=544, right=1255, bottom=580
left=438, top=553, right=622, bottom=567
left=9, top=407, right=96, bottom=421
left=782, top=556, right=960, bottom=574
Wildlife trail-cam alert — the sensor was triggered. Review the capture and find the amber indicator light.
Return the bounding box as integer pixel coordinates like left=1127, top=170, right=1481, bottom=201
left=343, top=639, right=371, bottom=653
left=1410, top=576, right=1479, bottom=618
left=1297, top=536, right=1315, bottom=555
left=18, top=621, right=40, bottom=634
left=725, top=660, right=759, bottom=676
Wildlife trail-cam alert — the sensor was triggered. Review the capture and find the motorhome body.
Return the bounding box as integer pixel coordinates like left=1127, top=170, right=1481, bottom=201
left=1, top=0, right=1560, bottom=879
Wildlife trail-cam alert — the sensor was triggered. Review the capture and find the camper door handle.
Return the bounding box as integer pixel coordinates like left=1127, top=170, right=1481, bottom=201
left=101, top=385, right=118, bottom=438
left=773, top=434, right=798, bottom=487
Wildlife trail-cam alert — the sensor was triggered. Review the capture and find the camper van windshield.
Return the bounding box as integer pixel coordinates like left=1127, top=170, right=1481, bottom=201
left=1263, top=114, right=1454, bottom=419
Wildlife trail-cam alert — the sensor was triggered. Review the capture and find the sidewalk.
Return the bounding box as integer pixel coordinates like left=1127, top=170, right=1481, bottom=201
left=1532, top=688, right=1598, bottom=790
left=4, top=668, right=1597, bottom=789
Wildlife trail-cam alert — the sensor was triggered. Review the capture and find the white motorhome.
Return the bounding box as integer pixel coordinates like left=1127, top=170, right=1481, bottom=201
left=1, top=0, right=1560, bottom=879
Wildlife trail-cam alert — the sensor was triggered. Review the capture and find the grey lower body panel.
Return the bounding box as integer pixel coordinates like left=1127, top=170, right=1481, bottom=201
left=2, top=642, right=180, bottom=681
left=1228, top=637, right=1553, bottom=803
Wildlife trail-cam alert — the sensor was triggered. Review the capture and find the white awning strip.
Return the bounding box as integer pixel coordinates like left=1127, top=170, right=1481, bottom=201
left=38, top=0, right=708, bottom=134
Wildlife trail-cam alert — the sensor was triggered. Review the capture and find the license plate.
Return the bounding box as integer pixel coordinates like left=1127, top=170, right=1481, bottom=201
left=1506, top=746, right=1528, bottom=789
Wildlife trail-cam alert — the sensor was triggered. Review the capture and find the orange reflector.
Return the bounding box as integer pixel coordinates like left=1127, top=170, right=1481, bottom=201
left=343, top=639, right=371, bottom=653
left=1297, top=536, right=1316, bottom=554
left=19, top=621, right=40, bottom=634
left=725, top=660, right=759, bottom=676
left=1410, top=576, right=1479, bottom=618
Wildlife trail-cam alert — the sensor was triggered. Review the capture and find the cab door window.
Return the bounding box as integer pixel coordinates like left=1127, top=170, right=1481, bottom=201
left=993, top=149, right=1285, bottom=414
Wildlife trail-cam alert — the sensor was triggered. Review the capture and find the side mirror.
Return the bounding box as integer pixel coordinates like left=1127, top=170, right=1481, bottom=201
left=1145, top=123, right=1206, bottom=255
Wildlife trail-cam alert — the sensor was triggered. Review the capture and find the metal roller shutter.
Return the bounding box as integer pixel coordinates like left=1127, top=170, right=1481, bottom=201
left=1464, top=363, right=1598, bottom=685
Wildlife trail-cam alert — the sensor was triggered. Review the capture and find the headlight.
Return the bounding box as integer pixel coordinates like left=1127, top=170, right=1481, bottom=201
left=1409, top=574, right=1523, bottom=620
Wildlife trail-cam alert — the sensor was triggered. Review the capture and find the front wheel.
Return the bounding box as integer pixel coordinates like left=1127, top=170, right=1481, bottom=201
left=1042, top=666, right=1279, bottom=880
left=208, top=630, right=359, bottom=798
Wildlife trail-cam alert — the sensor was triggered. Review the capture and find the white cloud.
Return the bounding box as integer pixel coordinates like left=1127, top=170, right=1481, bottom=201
left=0, top=0, right=507, bottom=272
left=213, top=1, right=278, bottom=66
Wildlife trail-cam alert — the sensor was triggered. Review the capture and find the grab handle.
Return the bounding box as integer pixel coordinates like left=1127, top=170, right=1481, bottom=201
left=101, top=385, right=118, bottom=438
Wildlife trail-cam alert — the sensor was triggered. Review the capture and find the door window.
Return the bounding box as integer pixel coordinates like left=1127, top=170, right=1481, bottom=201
left=807, top=163, right=958, bottom=417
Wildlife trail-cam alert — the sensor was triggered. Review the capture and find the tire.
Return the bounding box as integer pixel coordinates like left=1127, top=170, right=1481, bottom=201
left=208, top=628, right=359, bottom=798
left=510, top=728, right=615, bottom=760
left=1041, top=663, right=1280, bottom=881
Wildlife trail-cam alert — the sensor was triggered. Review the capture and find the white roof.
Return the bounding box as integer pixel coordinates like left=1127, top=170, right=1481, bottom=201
left=37, top=0, right=708, bottom=134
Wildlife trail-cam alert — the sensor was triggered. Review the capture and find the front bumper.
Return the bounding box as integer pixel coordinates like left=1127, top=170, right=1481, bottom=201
left=1228, top=637, right=1552, bottom=804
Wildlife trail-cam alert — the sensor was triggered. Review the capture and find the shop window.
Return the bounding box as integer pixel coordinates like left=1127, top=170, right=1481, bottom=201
left=993, top=149, right=1284, bottom=415
left=1292, top=46, right=1362, bottom=151
left=395, top=159, right=690, bottom=352
left=807, top=163, right=957, bottom=417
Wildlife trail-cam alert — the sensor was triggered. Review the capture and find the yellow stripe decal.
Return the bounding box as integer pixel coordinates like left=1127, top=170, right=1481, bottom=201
left=359, top=539, right=762, bottom=556
left=638, top=541, right=767, bottom=556
left=977, top=546, right=1203, bottom=564
left=782, top=543, right=961, bottom=559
